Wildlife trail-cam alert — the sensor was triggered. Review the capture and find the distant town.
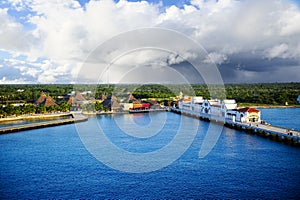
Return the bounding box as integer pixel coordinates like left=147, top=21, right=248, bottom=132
left=0, top=83, right=300, bottom=146
left=0, top=83, right=299, bottom=118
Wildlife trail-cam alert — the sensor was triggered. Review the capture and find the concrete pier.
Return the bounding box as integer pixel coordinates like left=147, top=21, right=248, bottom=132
left=0, top=113, right=88, bottom=134
left=170, top=108, right=300, bottom=147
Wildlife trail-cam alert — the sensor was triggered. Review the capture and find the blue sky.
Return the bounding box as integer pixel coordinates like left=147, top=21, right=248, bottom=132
left=0, top=0, right=300, bottom=84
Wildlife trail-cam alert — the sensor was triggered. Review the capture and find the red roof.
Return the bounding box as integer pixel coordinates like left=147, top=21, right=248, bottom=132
left=238, top=107, right=260, bottom=113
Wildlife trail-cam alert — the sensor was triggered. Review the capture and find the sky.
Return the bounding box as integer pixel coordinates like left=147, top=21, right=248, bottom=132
left=0, top=0, right=300, bottom=84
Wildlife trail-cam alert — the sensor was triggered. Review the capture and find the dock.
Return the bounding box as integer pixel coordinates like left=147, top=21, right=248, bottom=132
left=170, top=108, right=300, bottom=147
left=0, top=113, right=88, bottom=134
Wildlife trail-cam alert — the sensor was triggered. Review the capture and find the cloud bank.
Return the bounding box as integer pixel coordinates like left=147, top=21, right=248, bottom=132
left=0, top=0, right=299, bottom=84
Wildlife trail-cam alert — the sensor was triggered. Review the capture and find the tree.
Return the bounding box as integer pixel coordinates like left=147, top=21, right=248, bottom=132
left=59, top=101, right=71, bottom=112
left=36, top=105, right=46, bottom=114
left=95, top=101, right=103, bottom=111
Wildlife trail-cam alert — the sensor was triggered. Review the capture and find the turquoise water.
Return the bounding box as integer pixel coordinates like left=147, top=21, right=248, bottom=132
left=0, top=111, right=299, bottom=199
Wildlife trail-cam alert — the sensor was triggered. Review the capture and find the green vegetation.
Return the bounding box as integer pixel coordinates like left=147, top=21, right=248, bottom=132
left=0, top=82, right=299, bottom=117
left=224, top=83, right=300, bottom=105
left=0, top=103, right=71, bottom=118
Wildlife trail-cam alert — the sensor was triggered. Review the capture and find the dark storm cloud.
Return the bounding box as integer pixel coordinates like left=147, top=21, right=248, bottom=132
left=167, top=52, right=300, bottom=84
left=218, top=52, right=300, bottom=83
left=170, top=61, right=205, bottom=84
left=222, top=52, right=299, bottom=72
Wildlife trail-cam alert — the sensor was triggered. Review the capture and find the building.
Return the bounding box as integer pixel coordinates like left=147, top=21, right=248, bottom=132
left=200, top=99, right=221, bottom=116
left=35, top=92, right=57, bottom=107
left=120, top=103, right=133, bottom=111
left=191, top=97, right=204, bottom=112
left=177, top=96, right=260, bottom=123
left=221, top=99, right=237, bottom=119
left=178, top=96, right=204, bottom=112
left=131, top=103, right=151, bottom=110
left=201, top=99, right=211, bottom=114
left=236, top=107, right=261, bottom=123
left=67, top=92, right=89, bottom=111
left=298, top=95, right=300, bottom=104
left=102, top=95, right=121, bottom=111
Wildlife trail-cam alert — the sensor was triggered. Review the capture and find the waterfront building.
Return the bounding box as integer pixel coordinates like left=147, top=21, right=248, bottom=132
left=236, top=107, right=261, bottom=123
left=201, top=99, right=211, bottom=114
left=200, top=99, right=221, bottom=115
left=221, top=99, right=238, bottom=119
left=131, top=103, right=151, bottom=110
left=177, top=96, right=259, bottom=123
left=298, top=95, right=300, bottom=104
left=191, top=97, right=204, bottom=112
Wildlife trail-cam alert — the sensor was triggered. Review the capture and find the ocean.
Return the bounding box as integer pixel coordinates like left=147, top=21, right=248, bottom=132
left=0, top=108, right=299, bottom=199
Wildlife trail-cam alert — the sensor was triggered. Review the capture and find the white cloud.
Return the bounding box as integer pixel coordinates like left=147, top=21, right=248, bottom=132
left=204, top=52, right=228, bottom=65
left=0, top=8, right=30, bottom=52
left=0, top=0, right=300, bottom=83
left=265, top=43, right=289, bottom=59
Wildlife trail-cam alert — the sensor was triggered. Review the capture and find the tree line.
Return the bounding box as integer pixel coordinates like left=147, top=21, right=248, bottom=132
left=0, top=82, right=299, bottom=105
left=0, top=102, right=71, bottom=118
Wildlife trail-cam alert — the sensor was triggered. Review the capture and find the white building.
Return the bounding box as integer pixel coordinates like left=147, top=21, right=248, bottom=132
left=221, top=99, right=237, bottom=119
left=178, top=96, right=204, bottom=112
left=191, top=97, right=204, bottom=112
left=192, top=96, right=204, bottom=104
left=177, top=97, right=260, bottom=123
left=201, top=99, right=211, bottom=114
left=221, top=99, right=237, bottom=110
left=178, top=100, right=192, bottom=110
left=236, top=107, right=261, bottom=123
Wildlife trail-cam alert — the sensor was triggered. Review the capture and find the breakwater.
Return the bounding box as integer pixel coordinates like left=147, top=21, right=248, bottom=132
left=170, top=108, right=300, bottom=147
left=0, top=113, right=88, bottom=134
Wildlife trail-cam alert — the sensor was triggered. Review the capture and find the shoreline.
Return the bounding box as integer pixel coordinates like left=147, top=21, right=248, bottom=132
left=0, top=109, right=168, bottom=122
left=1, top=105, right=299, bottom=123
left=0, top=112, right=72, bottom=123
left=238, top=104, right=300, bottom=109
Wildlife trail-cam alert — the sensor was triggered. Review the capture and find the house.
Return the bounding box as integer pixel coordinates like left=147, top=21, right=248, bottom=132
left=102, top=95, right=121, bottom=111
left=236, top=107, right=261, bottom=123
left=35, top=92, right=57, bottom=107
left=298, top=95, right=300, bottom=104
left=67, top=92, right=89, bottom=111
